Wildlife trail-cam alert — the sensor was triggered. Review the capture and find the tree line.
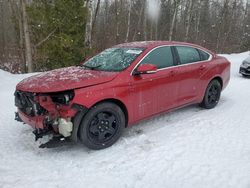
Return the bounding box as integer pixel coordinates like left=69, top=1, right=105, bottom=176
left=0, top=0, right=249, bottom=73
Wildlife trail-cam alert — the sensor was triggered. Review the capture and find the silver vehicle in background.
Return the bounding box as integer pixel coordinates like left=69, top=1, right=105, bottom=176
left=240, top=56, right=250, bottom=77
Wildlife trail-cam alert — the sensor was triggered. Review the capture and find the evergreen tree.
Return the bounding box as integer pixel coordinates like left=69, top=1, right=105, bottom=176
left=28, top=0, right=88, bottom=70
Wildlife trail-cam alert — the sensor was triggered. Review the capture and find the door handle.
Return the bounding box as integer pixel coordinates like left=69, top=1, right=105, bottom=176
left=199, top=65, right=206, bottom=71
left=170, top=70, right=177, bottom=76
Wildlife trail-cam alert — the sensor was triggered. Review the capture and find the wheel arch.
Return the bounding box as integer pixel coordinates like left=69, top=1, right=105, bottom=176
left=199, top=76, right=223, bottom=109
left=72, top=98, right=129, bottom=143
left=92, top=98, right=129, bottom=127
left=199, top=75, right=223, bottom=104
left=211, top=76, right=223, bottom=89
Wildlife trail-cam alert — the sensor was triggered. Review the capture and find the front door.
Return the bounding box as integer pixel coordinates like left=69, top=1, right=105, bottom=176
left=129, top=46, right=179, bottom=122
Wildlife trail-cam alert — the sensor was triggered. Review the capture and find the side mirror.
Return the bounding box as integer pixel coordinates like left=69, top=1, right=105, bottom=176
left=133, top=64, right=157, bottom=75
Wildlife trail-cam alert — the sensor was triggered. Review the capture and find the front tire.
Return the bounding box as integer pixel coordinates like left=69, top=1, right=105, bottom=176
left=200, top=79, right=221, bottom=109
left=79, top=102, right=125, bottom=150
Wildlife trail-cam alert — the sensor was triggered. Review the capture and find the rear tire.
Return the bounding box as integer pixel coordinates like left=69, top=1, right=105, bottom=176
left=79, top=102, right=125, bottom=150
left=200, top=79, right=221, bottom=109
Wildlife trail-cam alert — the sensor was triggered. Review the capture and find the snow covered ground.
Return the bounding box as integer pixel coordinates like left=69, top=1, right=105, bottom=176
left=0, top=52, right=250, bottom=188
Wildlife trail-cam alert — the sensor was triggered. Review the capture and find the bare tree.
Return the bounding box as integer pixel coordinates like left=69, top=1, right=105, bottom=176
left=21, top=0, right=33, bottom=72
left=184, top=0, right=194, bottom=41
left=132, top=0, right=146, bottom=41
left=84, top=0, right=94, bottom=48
left=114, top=0, right=120, bottom=44
left=169, top=0, right=181, bottom=41
left=125, top=0, right=132, bottom=42
left=0, top=1, right=6, bottom=63
left=91, top=0, right=101, bottom=38
left=143, top=2, right=148, bottom=41
left=216, top=0, right=230, bottom=52
left=194, top=0, right=201, bottom=42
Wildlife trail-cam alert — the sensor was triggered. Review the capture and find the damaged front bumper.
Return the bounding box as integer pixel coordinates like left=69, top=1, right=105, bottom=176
left=17, top=109, right=45, bottom=129
left=240, top=64, right=250, bottom=76
left=14, top=90, right=88, bottom=147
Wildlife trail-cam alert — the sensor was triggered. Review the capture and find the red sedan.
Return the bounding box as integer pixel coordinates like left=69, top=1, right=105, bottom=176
left=15, top=41, right=230, bottom=149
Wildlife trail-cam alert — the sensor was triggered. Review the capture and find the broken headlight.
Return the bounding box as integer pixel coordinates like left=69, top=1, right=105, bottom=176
left=50, top=90, right=75, bottom=105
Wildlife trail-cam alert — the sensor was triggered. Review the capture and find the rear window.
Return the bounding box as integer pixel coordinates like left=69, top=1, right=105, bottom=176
left=176, top=46, right=201, bottom=64
left=198, top=49, right=210, bottom=61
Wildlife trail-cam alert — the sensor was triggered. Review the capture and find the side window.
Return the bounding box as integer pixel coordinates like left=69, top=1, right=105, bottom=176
left=141, top=46, right=174, bottom=69
left=198, top=49, right=210, bottom=61
left=176, top=46, right=201, bottom=65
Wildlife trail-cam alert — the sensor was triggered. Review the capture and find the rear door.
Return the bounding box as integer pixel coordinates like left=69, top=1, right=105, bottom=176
left=174, top=46, right=211, bottom=106
left=130, top=46, right=179, bottom=122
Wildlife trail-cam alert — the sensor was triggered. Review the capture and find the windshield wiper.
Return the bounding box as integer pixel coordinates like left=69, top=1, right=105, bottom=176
left=81, top=64, right=102, bottom=70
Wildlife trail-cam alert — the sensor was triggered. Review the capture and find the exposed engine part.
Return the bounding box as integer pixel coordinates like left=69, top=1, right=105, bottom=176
left=14, top=91, right=46, bottom=116
left=32, top=102, right=38, bottom=116
left=58, top=118, right=73, bottom=137
left=49, top=90, right=75, bottom=105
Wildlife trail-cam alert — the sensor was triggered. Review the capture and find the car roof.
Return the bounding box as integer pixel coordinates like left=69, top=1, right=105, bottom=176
left=114, top=41, right=205, bottom=49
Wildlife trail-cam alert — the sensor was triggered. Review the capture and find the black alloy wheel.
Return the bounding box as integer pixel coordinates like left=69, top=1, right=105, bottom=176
left=79, top=102, right=125, bottom=150
left=200, top=79, right=221, bottom=109
left=88, top=112, right=118, bottom=143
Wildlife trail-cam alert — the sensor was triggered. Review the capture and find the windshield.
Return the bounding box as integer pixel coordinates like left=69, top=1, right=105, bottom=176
left=82, top=47, right=144, bottom=71
left=245, top=56, right=250, bottom=63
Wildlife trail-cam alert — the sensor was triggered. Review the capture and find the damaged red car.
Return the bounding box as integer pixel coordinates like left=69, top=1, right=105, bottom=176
left=15, top=41, right=230, bottom=150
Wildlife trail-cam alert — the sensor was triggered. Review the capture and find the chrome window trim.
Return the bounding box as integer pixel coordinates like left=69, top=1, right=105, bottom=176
left=130, top=44, right=213, bottom=75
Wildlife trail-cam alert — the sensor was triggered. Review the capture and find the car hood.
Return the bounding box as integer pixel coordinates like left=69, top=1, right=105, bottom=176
left=16, top=66, right=119, bottom=93
left=244, top=56, right=250, bottom=63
